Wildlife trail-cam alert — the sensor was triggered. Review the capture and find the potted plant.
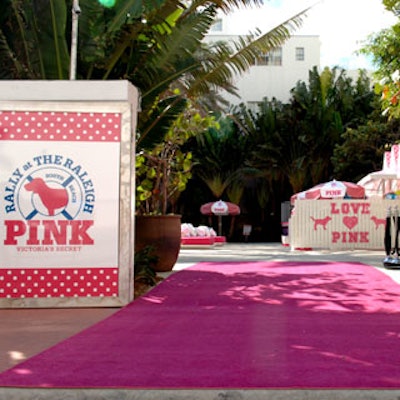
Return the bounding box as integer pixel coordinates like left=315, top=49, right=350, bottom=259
left=135, top=104, right=217, bottom=271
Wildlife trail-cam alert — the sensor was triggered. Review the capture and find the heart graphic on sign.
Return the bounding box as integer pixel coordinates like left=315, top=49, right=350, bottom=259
left=343, top=216, right=358, bottom=230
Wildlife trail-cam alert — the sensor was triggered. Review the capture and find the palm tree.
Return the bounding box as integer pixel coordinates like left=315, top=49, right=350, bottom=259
left=289, top=66, right=375, bottom=186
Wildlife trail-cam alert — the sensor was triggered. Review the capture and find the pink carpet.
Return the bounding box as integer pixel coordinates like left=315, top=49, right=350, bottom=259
left=1, top=261, right=400, bottom=389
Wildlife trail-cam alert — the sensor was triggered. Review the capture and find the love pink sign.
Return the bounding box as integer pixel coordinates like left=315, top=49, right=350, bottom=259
left=330, top=202, right=370, bottom=244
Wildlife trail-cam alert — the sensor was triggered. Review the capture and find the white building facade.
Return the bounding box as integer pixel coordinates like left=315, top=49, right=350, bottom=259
left=204, top=33, right=321, bottom=107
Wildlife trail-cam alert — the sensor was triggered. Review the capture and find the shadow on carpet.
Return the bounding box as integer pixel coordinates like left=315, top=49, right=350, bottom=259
left=1, top=261, right=400, bottom=389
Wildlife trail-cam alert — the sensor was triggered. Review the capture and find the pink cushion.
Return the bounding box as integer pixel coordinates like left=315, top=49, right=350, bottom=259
left=181, top=237, right=215, bottom=246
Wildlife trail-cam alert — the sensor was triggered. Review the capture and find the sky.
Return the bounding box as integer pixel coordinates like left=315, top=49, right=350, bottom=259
left=224, top=0, right=398, bottom=70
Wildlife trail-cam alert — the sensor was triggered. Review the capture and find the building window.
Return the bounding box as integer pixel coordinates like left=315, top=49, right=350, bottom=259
left=256, top=47, right=282, bottom=66
left=295, top=47, right=305, bottom=61
left=210, top=19, right=222, bottom=32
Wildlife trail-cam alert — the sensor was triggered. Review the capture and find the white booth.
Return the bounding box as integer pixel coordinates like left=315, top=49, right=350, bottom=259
left=289, top=199, right=393, bottom=250
left=0, top=81, right=139, bottom=308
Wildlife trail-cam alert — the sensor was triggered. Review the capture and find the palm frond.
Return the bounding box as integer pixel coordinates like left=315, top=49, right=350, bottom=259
left=0, top=0, right=37, bottom=78
left=186, top=0, right=263, bottom=15
left=137, top=7, right=218, bottom=96
left=137, top=95, right=187, bottom=150
left=29, top=0, right=70, bottom=79
left=0, top=30, right=28, bottom=78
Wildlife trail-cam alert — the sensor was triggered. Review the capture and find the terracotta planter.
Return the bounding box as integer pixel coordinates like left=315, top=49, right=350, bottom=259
left=135, top=215, right=182, bottom=272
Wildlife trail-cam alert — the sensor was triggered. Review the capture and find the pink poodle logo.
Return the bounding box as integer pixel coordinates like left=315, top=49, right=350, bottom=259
left=24, top=177, right=69, bottom=217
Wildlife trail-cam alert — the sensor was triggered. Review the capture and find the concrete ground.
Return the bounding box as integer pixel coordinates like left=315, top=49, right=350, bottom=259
left=0, top=243, right=394, bottom=374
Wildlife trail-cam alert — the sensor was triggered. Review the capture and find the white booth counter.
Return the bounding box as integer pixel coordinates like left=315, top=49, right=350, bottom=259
left=289, top=199, right=395, bottom=250
left=0, top=81, right=138, bottom=308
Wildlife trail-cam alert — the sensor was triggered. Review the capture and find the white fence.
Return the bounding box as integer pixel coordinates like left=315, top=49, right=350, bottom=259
left=289, top=199, right=396, bottom=250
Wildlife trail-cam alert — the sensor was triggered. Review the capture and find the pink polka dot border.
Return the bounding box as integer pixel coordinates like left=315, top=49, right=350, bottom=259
left=0, top=268, right=119, bottom=298
left=0, top=111, right=121, bottom=142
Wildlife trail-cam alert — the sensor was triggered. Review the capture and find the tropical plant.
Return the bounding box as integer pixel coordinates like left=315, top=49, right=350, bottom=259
left=284, top=67, right=374, bottom=188
left=191, top=114, right=251, bottom=200
left=361, top=20, right=400, bottom=119
left=0, top=1, right=70, bottom=79
left=135, top=103, right=218, bottom=215
left=333, top=118, right=400, bottom=182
